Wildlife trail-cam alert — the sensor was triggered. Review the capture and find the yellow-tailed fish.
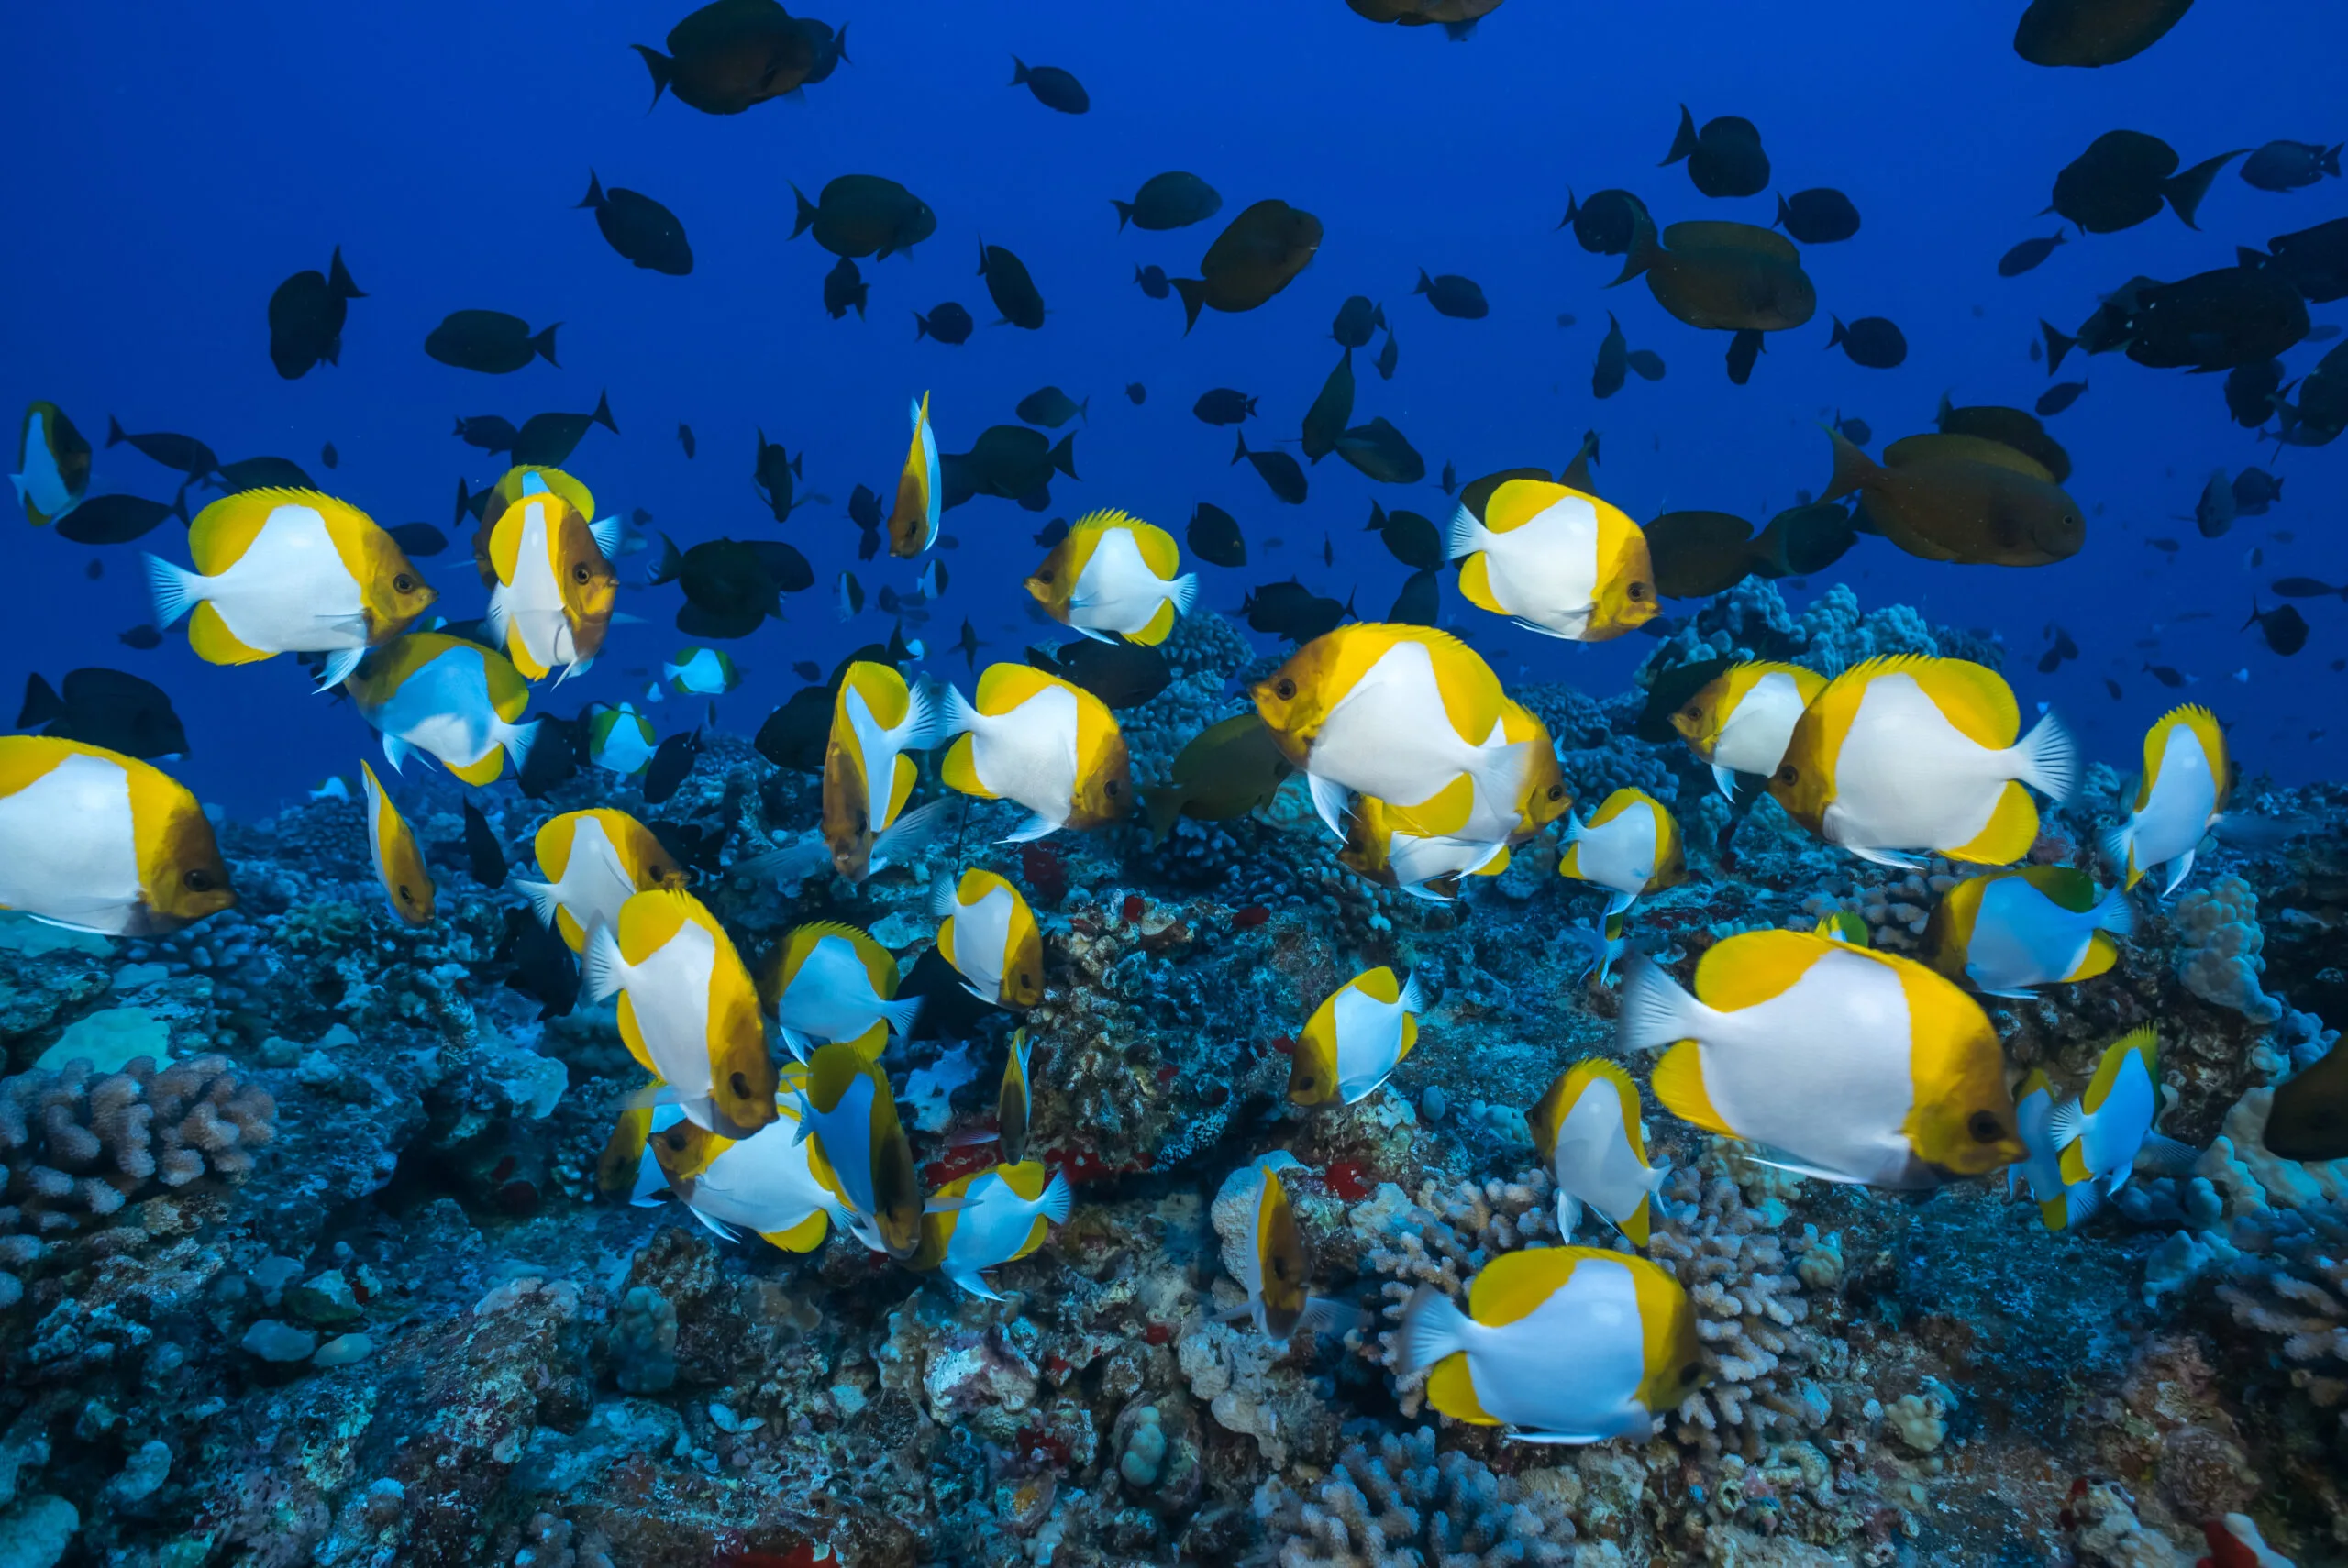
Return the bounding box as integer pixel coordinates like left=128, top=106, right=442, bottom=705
left=931, top=868, right=1045, bottom=1008
left=146, top=489, right=437, bottom=688
left=940, top=664, right=1131, bottom=840
left=888, top=392, right=941, bottom=558
left=2010, top=1069, right=2105, bottom=1231
left=1528, top=1059, right=1670, bottom=1244
left=0, top=736, right=233, bottom=935
left=792, top=1039, right=925, bottom=1258
left=597, top=1100, right=690, bottom=1207
left=650, top=1082, right=843, bottom=1253
left=1250, top=624, right=1524, bottom=841
left=14, top=401, right=91, bottom=525
left=1556, top=788, right=1686, bottom=915
left=587, top=701, right=658, bottom=776
left=1618, top=930, right=2024, bottom=1188
left=357, top=760, right=434, bottom=926
left=763, top=921, right=921, bottom=1057
left=1400, top=1247, right=1702, bottom=1444
left=1338, top=796, right=1511, bottom=902
left=482, top=487, right=618, bottom=683
left=2103, top=705, right=2228, bottom=895
left=1288, top=966, right=1423, bottom=1106
left=1445, top=478, right=1657, bottom=642
left=1023, top=509, right=1198, bottom=645
left=471, top=465, right=597, bottom=586
left=1768, top=655, right=2077, bottom=867
left=1921, top=866, right=2133, bottom=999
left=911, top=1160, right=1072, bottom=1299
left=1218, top=1155, right=1352, bottom=1344
left=582, top=888, right=777, bottom=1140
left=1667, top=661, right=1826, bottom=799
left=824, top=661, right=945, bottom=880
left=998, top=1030, right=1035, bottom=1164
left=2048, top=1026, right=2198, bottom=1194
left=515, top=808, right=686, bottom=952
left=344, top=633, right=538, bottom=786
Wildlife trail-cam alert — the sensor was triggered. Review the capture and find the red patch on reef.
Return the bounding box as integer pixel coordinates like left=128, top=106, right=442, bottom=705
left=1324, top=1159, right=1370, bottom=1200
left=1022, top=843, right=1068, bottom=905
left=1270, top=1034, right=1294, bottom=1055
left=713, top=1548, right=822, bottom=1568
left=2198, top=1518, right=2259, bottom=1568
left=1122, top=893, right=1145, bottom=923
left=923, top=1136, right=1000, bottom=1187
left=1143, top=1321, right=1173, bottom=1345
left=1156, top=1063, right=1177, bottom=1084
left=1232, top=904, right=1270, bottom=929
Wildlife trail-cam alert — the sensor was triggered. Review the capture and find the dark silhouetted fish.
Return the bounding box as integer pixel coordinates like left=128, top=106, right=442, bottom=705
left=824, top=256, right=868, bottom=319
left=1559, top=188, right=1650, bottom=255
left=461, top=801, right=507, bottom=888
left=1188, top=502, right=1246, bottom=567
left=977, top=240, right=1046, bottom=329
left=426, top=310, right=559, bottom=374
left=1662, top=105, right=1769, bottom=198
left=1114, top=171, right=1220, bottom=230
left=1414, top=270, right=1488, bottom=319
left=2245, top=600, right=2309, bottom=656
left=1240, top=579, right=1347, bottom=641
left=1016, top=387, right=1088, bottom=428
left=578, top=171, right=693, bottom=274
left=1775, top=188, right=1859, bottom=243
left=1999, top=233, right=2068, bottom=277
left=1170, top=200, right=1322, bottom=332
left=634, top=0, right=816, bottom=115
left=1135, top=264, right=1170, bottom=299
left=1027, top=639, right=1170, bottom=709
left=389, top=523, right=449, bottom=558
left=792, top=175, right=936, bottom=259
left=2036, top=379, right=2089, bottom=415
left=17, top=668, right=188, bottom=758
left=54, top=492, right=184, bottom=546
left=1828, top=315, right=1907, bottom=369
left=915, top=302, right=974, bottom=344
left=454, top=414, right=518, bottom=453
left=105, top=419, right=216, bottom=480
left=1365, top=501, right=1443, bottom=569
left=2051, top=130, right=2241, bottom=232
left=2014, top=0, right=2196, bottom=67
left=1232, top=431, right=1307, bottom=504
left=1192, top=388, right=1256, bottom=425
left=268, top=246, right=363, bottom=380
left=1011, top=56, right=1088, bottom=113
left=512, top=392, right=618, bottom=466
left=2241, top=139, right=2340, bottom=193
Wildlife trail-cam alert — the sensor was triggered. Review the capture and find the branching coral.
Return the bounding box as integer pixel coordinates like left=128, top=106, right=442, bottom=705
left=2173, top=875, right=2283, bottom=1023
left=1250, top=1425, right=1584, bottom=1568
left=2216, top=1202, right=2348, bottom=1410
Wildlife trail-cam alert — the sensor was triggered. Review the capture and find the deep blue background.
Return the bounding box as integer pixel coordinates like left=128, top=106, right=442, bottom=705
left=5, top=1, right=2342, bottom=818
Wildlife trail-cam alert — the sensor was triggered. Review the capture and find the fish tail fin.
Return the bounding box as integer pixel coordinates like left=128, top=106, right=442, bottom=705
left=1171, top=277, right=1207, bottom=335
left=1141, top=786, right=1185, bottom=844
left=1396, top=968, right=1423, bottom=1015
left=2040, top=319, right=2077, bottom=376
left=1038, top=1169, right=1072, bottom=1225
left=16, top=673, right=61, bottom=729
left=869, top=797, right=948, bottom=873
left=912, top=310, right=929, bottom=339
left=938, top=679, right=982, bottom=740
left=631, top=44, right=672, bottom=109
left=1167, top=572, right=1198, bottom=619
left=1774, top=192, right=1791, bottom=230
left=1229, top=430, right=1247, bottom=466
left=2012, top=708, right=2078, bottom=802
left=895, top=676, right=942, bottom=752
left=1444, top=502, right=1490, bottom=561
left=143, top=553, right=204, bottom=629
left=1820, top=425, right=1880, bottom=504
left=1611, top=211, right=1659, bottom=287
left=513, top=876, right=563, bottom=930
left=1398, top=1285, right=1469, bottom=1375
left=791, top=184, right=818, bottom=239
left=1009, top=55, right=1029, bottom=84
left=582, top=922, right=628, bottom=1002
left=650, top=532, right=682, bottom=585
left=2164, top=149, right=2243, bottom=229
left=1558, top=188, right=1580, bottom=230
left=496, top=717, right=541, bottom=775
left=1111, top=200, right=1133, bottom=232
left=105, top=415, right=127, bottom=448
left=592, top=391, right=616, bottom=435
left=1828, top=315, right=1848, bottom=348
left=327, top=246, right=362, bottom=299
left=1616, top=952, right=1702, bottom=1054
left=878, top=991, right=924, bottom=1038
left=927, top=868, right=961, bottom=922
left=1465, top=740, right=1533, bottom=812
left=531, top=322, right=560, bottom=368
left=1413, top=269, right=1433, bottom=295
left=2089, top=882, right=2135, bottom=940
left=1661, top=103, right=1697, bottom=165
left=1050, top=431, right=1079, bottom=480
left=576, top=171, right=605, bottom=210
left=484, top=583, right=514, bottom=656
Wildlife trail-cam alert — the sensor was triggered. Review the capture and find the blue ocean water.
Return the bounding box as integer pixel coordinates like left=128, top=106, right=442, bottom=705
left=6, top=2, right=2342, bottom=813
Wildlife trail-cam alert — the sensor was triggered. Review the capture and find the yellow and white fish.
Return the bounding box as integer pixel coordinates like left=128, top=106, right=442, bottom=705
left=594, top=1100, right=689, bottom=1208
left=1338, top=796, right=1512, bottom=901
left=1556, top=788, right=1686, bottom=915
left=146, top=489, right=437, bottom=688
left=482, top=484, right=619, bottom=682
left=1250, top=624, right=1524, bottom=841
left=515, top=808, right=687, bottom=952
left=664, top=646, right=739, bottom=696
left=2010, top=1069, right=2105, bottom=1231
left=1445, top=478, right=1657, bottom=642
left=997, top=1030, right=1035, bottom=1164
left=764, top=922, right=921, bottom=1057
left=344, top=633, right=538, bottom=786
left=1528, top=1059, right=1670, bottom=1244
left=13, top=401, right=91, bottom=525
left=792, top=1040, right=926, bottom=1259
left=583, top=888, right=777, bottom=1140
left=587, top=702, right=657, bottom=777
left=1769, top=655, right=2077, bottom=867
left=912, top=1160, right=1072, bottom=1299
left=2048, top=1026, right=2198, bottom=1195
left=1216, top=1155, right=1354, bottom=1345
left=1400, top=1246, right=1702, bottom=1444
left=888, top=392, right=941, bottom=558
left=357, top=760, right=434, bottom=926
left=1667, top=661, right=1826, bottom=799
left=940, top=664, right=1131, bottom=840
left=2103, top=705, right=2228, bottom=896
left=651, top=1082, right=846, bottom=1253
left=1921, top=866, right=2132, bottom=999
left=0, top=736, right=234, bottom=935
left=1618, top=930, right=2024, bottom=1188
left=1024, top=509, right=1197, bottom=645
left=1288, top=966, right=1422, bottom=1106
left=932, top=868, right=1046, bottom=1009
left=471, top=465, right=598, bottom=586
left=824, top=661, right=944, bottom=880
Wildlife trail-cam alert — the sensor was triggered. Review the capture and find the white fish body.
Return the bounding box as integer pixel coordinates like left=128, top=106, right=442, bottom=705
left=0, top=751, right=143, bottom=933
left=946, top=680, right=1080, bottom=836
left=1708, top=669, right=1811, bottom=792
left=1065, top=527, right=1196, bottom=641
left=1446, top=492, right=1601, bottom=639
left=938, top=1167, right=1072, bottom=1299
left=151, top=503, right=368, bottom=655
left=1821, top=674, right=2067, bottom=864
left=1303, top=641, right=1527, bottom=836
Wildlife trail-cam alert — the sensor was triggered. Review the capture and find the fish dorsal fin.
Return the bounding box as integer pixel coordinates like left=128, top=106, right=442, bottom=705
left=1586, top=787, right=1653, bottom=832
left=1887, top=656, right=2020, bottom=751
left=974, top=661, right=1067, bottom=715
left=1559, top=1058, right=1647, bottom=1165
left=2019, top=865, right=2099, bottom=913
left=1348, top=966, right=1401, bottom=1006
left=2141, top=704, right=2227, bottom=812
left=2016, top=1067, right=2054, bottom=1103
left=1485, top=479, right=1570, bottom=535
left=616, top=887, right=698, bottom=966
left=1467, top=1245, right=1593, bottom=1327
left=2084, top=1024, right=2157, bottom=1112
left=1652, top=1040, right=1732, bottom=1134
left=1882, top=433, right=2054, bottom=484
left=788, top=921, right=887, bottom=986
left=187, top=488, right=337, bottom=577
left=996, top=1159, right=1050, bottom=1203
left=1693, top=928, right=1833, bottom=1013
left=1663, top=220, right=1799, bottom=264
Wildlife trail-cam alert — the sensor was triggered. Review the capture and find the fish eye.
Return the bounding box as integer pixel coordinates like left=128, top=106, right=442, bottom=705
left=183, top=868, right=215, bottom=892
left=1037, top=568, right=1055, bottom=583
left=1681, top=704, right=1703, bottom=720
left=662, top=1128, right=688, bottom=1150
left=393, top=573, right=417, bottom=594
left=572, top=563, right=591, bottom=583
left=1104, top=779, right=1120, bottom=798
left=1777, top=765, right=1799, bottom=784
left=1275, top=678, right=1297, bottom=701
left=1628, top=581, right=1648, bottom=601
left=1680, top=1362, right=1702, bottom=1385
left=1020, top=973, right=1036, bottom=991
left=1968, top=1110, right=2006, bottom=1143
left=730, top=1072, right=751, bottom=1099
left=1545, top=783, right=1565, bottom=801
left=397, top=883, right=413, bottom=902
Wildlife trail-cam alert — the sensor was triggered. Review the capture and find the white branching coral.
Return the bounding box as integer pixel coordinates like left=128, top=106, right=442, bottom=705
left=1250, top=1426, right=1587, bottom=1568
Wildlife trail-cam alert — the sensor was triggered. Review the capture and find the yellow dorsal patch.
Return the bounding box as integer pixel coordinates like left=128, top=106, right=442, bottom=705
left=1692, top=929, right=1833, bottom=1012
left=887, top=753, right=918, bottom=824
left=488, top=498, right=535, bottom=585
left=1652, top=1041, right=1733, bottom=1135
left=2084, top=1025, right=2157, bottom=1112
left=974, top=662, right=1066, bottom=715
left=1483, top=479, right=1567, bottom=535
left=1467, top=1246, right=1588, bottom=1327
left=997, top=1159, right=1050, bottom=1203
left=1586, top=788, right=1646, bottom=831
left=1865, top=655, right=2018, bottom=750
left=2139, top=705, right=2227, bottom=813
left=2017, top=1067, right=2054, bottom=1100
left=187, top=488, right=325, bottom=576
left=790, top=922, right=895, bottom=998
left=0, top=736, right=89, bottom=799
left=618, top=888, right=697, bottom=966
left=2021, top=866, right=2099, bottom=913
left=843, top=662, right=912, bottom=729
left=1947, top=782, right=2039, bottom=866
left=941, top=735, right=994, bottom=798
left=1350, top=966, right=1402, bottom=1006
left=533, top=812, right=581, bottom=880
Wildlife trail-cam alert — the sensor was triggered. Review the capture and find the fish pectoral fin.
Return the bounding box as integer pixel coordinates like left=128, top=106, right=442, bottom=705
left=1710, top=763, right=1738, bottom=800
left=922, top=1195, right=967, bottom=1215
left=314, top=646, right=366, bottom=691
left=1306, top=772, right=1353, bottom=839
left=998, top=811, right=1064, bottom=844
left=2136, top=1132, right=2200, bottom=1177
left=1504, top=1427, right=1623, bottom=1446
left=946, top=1265, right=1007, bottom=1301
left=1735, top=1143, right=1859, bottom=1184
left=1844, top=844, right=1924, bottom=869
